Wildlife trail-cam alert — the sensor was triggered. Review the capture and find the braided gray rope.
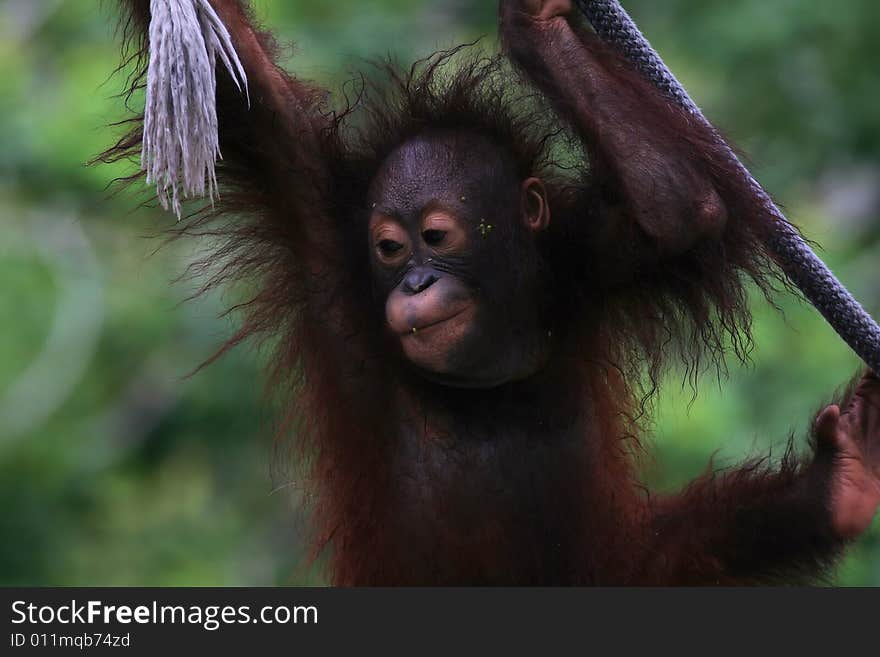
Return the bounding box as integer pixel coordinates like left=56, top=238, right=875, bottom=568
left=575, top=0, right=880, bottom=373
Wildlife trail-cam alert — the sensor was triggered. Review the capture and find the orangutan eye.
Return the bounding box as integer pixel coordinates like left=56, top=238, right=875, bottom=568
left=378, top=239, right=404, bottom=256
left=422, top=230, right=447, bottom=246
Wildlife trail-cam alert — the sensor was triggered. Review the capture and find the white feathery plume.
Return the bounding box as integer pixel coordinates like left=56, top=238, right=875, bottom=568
left=141, top=0, right=248, bottom=219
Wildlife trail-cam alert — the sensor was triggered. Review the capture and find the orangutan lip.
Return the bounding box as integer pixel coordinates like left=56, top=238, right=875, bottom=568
left=399, top=307, right=468, bottom=336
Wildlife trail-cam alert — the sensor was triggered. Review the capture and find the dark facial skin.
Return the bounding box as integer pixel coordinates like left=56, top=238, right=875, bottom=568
left=367, top=132, right=553, bottom=388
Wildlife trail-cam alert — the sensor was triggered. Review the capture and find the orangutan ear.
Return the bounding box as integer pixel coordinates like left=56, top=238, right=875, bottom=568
left=521, top=177, right=550, bottom=232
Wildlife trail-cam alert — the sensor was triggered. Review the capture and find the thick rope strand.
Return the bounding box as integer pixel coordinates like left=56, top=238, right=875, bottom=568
left=142, top=0, right=248, bottom=219
left=575, top=0, right=880, bottom=373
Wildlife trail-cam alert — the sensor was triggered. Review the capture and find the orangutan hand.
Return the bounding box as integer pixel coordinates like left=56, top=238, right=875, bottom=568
left=500, top=0, right=573, bottom=24
left=814, top=370, right=880, bottom=539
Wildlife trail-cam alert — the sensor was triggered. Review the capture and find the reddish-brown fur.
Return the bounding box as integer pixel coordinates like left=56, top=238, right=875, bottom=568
left=99, top=1, right=854, bottom=584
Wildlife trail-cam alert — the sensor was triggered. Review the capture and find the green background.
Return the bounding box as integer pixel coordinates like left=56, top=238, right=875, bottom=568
left=0, top=0, right=878, bottom=585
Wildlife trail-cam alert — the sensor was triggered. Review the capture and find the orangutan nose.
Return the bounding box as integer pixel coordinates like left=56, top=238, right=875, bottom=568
left=403, top=269, right=439, bottom=295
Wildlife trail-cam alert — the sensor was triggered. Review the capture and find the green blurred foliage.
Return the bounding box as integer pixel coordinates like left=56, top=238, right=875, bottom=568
left=0, top=0, right=877, bottom=586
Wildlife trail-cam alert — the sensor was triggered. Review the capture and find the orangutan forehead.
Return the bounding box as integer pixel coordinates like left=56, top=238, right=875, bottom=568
left=368, top=132, right=519, bottom=216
